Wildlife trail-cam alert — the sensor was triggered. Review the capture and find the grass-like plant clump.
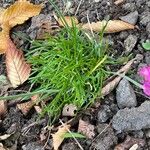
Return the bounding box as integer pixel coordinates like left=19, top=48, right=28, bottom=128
left=27, top=26, right=109, bottom=120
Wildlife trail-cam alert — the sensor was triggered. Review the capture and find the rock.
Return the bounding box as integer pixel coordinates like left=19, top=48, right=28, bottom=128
left=124, top=35, right=138, bottom=54
left=90, top=124, right=117, bottom=150
left=116, top=78, right=137, bottom=109
left=146, top=22, right=150, bottom=34
left=97, top=105, right=112, bottom=123
left=112, top=101, right=150, bottom=132
left=22, top=142, right=44, bottom=150
left=145, top=52, right=150, bottom=65
left=120, top=11, right=138, bottom=25
left=62, top=142, right=80, bottom=150
left=140, top=12, right=150, bottom=26
left=122, top=3, right=136, bottom=12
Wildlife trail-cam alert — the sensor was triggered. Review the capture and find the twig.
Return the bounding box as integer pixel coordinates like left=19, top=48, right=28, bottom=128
left=86, top=13, right=95, bottom=38
left=59, top=119, right=84, bottom=150
left=75, top=0, right=83, bottom=16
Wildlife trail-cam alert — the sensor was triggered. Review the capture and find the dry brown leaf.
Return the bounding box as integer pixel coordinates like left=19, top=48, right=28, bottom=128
left=0, top=100, right=7, bottom=119
left=0, top=30, right=9, bottom=54
left=62, top=104, right=77, bottom=117
left=57, top=16, right=79, bottom=27
left=101, top=59, right=135, bottom=97
left=6, top=39, right=31, bottom=88
left=0, top=0, right=42, bottom=29
left=52, top=124, right=70, bottom=150
left=78, top=119, right=95, bottom=139
left=82, top=20, right=135, bottom=33
left=17, top=100, right=34, bottom=115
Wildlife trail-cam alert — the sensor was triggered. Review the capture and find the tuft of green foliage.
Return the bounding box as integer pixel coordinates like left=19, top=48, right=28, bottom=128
left=27, top=26, right=109, bottom=120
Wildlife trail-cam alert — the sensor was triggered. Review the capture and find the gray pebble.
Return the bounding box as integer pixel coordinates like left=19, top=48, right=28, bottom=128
left=116, top=78, right=137, bottom=109
left=122, top=3, right=136, bottom=12
left=120, top=11, right=138, bottom=25
left=90, top=124, right=117, bottom=150
left=22, top=142, right=44, bottom=150
left=112, top=101, right=150, bottom=132
left=145, top=52, right=150, bottom=65
left=97, top=105, right=112, bottom=123
left=124, top=35, right=138, bottom=54
left=140, top=12, right=150, bottom=26
left=146, top=22, right=150, bottom=34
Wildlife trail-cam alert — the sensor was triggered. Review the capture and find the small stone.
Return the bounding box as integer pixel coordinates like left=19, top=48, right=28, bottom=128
left=97, top=105, right=112, bottom=123
left=112, top=101, right=150, bottom=132
left=22, top=142, right=44, bottom=150
left=124, top=35, right=138, bottom=54
left=122, top=3, right=136, bottom=12
left=145, top=52, right=150, bottom=65
left=90, top=124, right=117, bottom=150
left=116, top=78, right=137, bottom=109
left=120, top=11, right=138, bottom=25
left=146, top=22, right=150, bottom=33
left=62, top=142, right=80, bottom=150
left=140, top=12, right=150, bottom=26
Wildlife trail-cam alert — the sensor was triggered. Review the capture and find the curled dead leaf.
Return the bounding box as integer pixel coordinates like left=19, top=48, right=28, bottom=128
left=0, top=0, right=42, bottom=29
left=6, top=39, right=31, bottom=88
left=52, top=124, right=70, bottom=150
left=78, top=119, right=95, bottom=139
left=57, top=16, right=79, bottom=27
left=82, top=20, right=135, bottom=33
left=17, top=100, right=35, bottom=115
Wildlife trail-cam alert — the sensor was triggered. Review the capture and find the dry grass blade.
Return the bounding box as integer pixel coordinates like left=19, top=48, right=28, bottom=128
left=101, top=59, right=135, bottom=97
left=82, top=20, right=135, bottom=33
left=6, top=39, right=31, bottom=88
left=0, top=0, right=42, bottom=28
left=57, top=16, right=79, bottom=27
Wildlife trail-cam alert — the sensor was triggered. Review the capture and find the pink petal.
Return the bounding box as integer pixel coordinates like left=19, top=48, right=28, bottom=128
left=143, top=82, right=150, bottom=96
left=139, top=66, right=150, bottom=82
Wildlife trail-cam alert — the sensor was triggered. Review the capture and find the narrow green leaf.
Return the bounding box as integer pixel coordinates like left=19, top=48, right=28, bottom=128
left=64, top=132, right=86, bottom=138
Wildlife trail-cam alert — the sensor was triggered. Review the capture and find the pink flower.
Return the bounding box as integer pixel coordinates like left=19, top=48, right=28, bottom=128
left=143, top=82, right=150, bottom=96
left=139, top=66, right=150, bottom=82
left=139, top=66, right=150, bottom=96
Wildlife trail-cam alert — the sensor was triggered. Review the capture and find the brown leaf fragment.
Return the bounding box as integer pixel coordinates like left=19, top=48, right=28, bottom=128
left=0, top=100, right=7, bottom=119
left=52, top=124, right=70, bottom=150
left=114, top=136, right=145, bottom=150
left=0, top=0, right=42, bottom=28
left=6, top=39, right=31, bottom=88
left=82, top=20, right=135, bottom=33
left=114, top=0, right=124, bottom=5
left=57, top=16, right=79, bottom=27
left=101, top=59, right=135, bottom=97
left=78, top=119, right=95, bottom=139
left=62, top=104, right=77, bottom=117
left=17, top=100, right=35, bottom=115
